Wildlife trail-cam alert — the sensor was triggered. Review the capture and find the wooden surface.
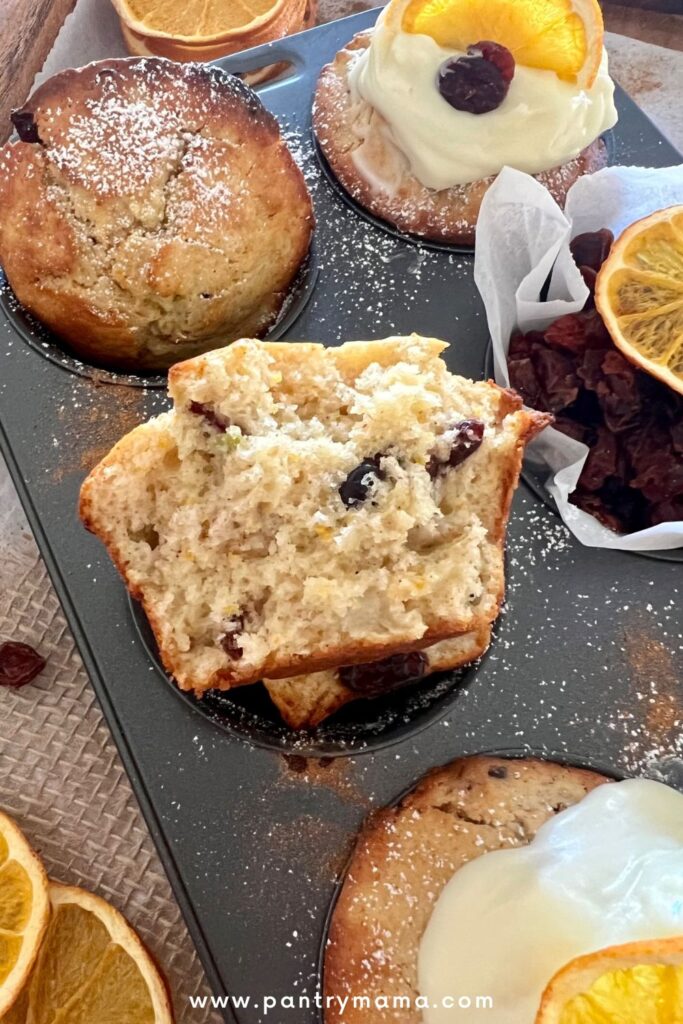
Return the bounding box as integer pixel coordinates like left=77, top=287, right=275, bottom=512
left=0, top=0, right=681, bottom=143
left=0, top=0, right=75, bottom=140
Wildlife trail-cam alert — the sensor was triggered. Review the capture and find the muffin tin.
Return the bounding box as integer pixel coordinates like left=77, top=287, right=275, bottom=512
left=0, top=9, right=682, bottom=1021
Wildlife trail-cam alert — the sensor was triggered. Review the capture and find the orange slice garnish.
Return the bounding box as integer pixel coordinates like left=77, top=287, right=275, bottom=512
left=111, top=0, right=290, bottom=43
left=400, top=0, right=604, bottom=88
left=4, top=883, right=174, bottom=1024
left=595, top=205, right=683, bottom=396
left=536, top=936, right=683, bottom=1024
left=0, top=811, right=49, bottom=1019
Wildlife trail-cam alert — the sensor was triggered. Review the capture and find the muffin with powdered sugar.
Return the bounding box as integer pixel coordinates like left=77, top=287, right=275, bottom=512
left=0, top=58, right=313, bottom=371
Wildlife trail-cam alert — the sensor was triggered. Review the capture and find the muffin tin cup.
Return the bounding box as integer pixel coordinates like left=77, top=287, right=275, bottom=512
left=0, top=242, right=318, bottom=389
left=317, top=745, right=633, bottom=1023
left=313, top=140, right=476, bottom=255
left=314, top=132, right=617, bottom=257
left=129, top=593, right=490, bottom=758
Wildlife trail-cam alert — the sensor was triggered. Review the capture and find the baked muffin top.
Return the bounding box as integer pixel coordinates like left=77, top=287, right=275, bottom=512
left=10, top=58, right=279, bottom=205
left=0, top=59, right=313, bottom=370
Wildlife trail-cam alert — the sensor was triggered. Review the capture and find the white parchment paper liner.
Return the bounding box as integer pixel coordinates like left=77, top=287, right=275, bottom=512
left=474, top=164, right=683, bottom=551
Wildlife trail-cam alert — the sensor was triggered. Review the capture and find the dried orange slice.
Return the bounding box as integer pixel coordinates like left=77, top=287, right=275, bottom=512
left=595, top=205, right=683, bottom=396
left=111, top=0, right=290, bottom=43
left=535, top=937, right=683, bottom=1024
left=0, top=811, right=49, bottom=1019
left=4, top=883, right=174, bottom=1024
left=400, top=0, right=604, bottom=87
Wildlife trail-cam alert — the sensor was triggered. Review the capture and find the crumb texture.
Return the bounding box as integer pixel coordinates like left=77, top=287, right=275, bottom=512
left=324, top=756, right=609, bottom=1024
left=313, top=32, right=608, bottom=246
left=79, top=335, right=547, bottom=690
left=0, top=59, right=313, bottom=370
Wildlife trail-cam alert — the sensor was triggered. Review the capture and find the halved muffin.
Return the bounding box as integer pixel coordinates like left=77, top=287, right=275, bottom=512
left=80, top=335, right=548, bottom=692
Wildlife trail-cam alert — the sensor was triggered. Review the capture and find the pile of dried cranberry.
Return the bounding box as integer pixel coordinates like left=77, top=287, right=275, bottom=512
left=508, top=229, right=683, bottom=534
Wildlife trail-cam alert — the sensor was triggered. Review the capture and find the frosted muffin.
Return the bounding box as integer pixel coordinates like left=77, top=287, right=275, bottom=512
left=314, top=0, right=617, bottom=244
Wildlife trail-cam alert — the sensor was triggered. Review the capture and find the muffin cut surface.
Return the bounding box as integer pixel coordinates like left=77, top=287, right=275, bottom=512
left=79, top=336, right=548, bottom=691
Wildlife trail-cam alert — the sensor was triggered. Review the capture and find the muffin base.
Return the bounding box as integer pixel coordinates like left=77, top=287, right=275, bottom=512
left=324, top=755, right=609, bottom=1024
left=264, top=626, right=491, bottom=728
left=313, top=31, right=609, bottom=246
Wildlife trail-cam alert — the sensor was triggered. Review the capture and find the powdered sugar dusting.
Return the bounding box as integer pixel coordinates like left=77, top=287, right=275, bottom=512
left=34, top=61, right=247, bottom=197
left=1, top=58, right=312, bottom=370
left=50, top=97, right=184, bottom=195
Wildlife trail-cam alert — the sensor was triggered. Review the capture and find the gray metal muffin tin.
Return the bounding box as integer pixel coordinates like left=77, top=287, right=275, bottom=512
left=0, top=9, right=682, bottom=1021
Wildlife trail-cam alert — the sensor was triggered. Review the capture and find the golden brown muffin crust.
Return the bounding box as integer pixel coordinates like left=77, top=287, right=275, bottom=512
left=0, top=59, right=313, bottom=370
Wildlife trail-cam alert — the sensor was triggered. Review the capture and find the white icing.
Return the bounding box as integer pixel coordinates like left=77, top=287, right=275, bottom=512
left=349, top=0, right=618, bottom=189
left=419, top=778, right=683, bottom=1022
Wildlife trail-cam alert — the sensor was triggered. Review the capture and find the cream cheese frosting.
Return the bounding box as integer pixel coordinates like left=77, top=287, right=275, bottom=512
left=418, top=778, right=683, bottom=1022
left=348, top=0, right=618, bottom=190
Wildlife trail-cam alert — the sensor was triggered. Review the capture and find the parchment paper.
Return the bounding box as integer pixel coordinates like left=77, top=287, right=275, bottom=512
left=474, top=164, right=683, bottom=551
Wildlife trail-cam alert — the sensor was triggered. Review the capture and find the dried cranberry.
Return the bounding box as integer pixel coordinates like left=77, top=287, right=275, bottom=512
left=597, top=353, right=643, bottom=433
left=553, top=415, right=591, bottom=445
left=438, top=42, right=514, bottom=115
left=631, top=445, right=683, bottom=503
left=622, top=424, right=683, bottom=505
left=508, top=356, right=547, bottom=410
left=569, top=231, right=614, bottom=309
left=534, top=348, right=579, bottom=412
left=339, top=454, right=384, bottom=508
left=545, top=314, right=590, bottom=355
left=189, top=400, right=231, bottom=433
left=219, top=615, right=244, bottom=660
left=580, top=427, right=619, bottom=491
left=427, top=420, right=485, bottom=478
left=508, top=331, right=533, bottom=360
left=0, top=641, right=46, bottom=688
left=583, top=308, right=613, bottom=346
left=577, top=342, right=608, bottom=394
left=570, top=229, right=614, bottom=275
left=340, top=651, right=428, bottom=697
left=578, top=266, right=598, bottom=302
left=11, top=109, right=41, bottom=144
left=508, top=296, right=683, bottom=533
left=468, top=41, right=515, bottom=83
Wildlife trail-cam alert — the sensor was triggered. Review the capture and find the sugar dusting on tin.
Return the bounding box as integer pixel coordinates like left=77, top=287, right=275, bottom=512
left=0, top=66, right=681, bottom=1017
left=282, top=123, right=471, bottom=343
